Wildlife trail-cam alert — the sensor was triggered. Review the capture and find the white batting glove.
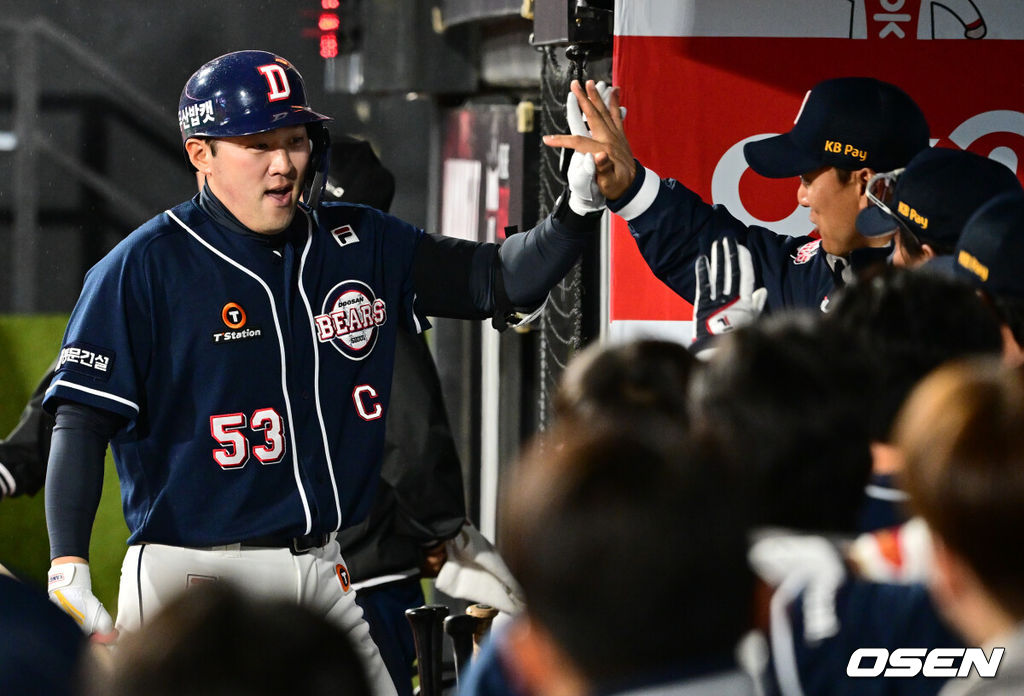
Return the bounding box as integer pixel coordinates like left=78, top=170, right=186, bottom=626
left=564, top=81, right=618, bottom=215
left=748, top=532, right=846, bottom=643
left=692, top=238, right=767, bottom=347
left=48, top=562, right=115, bottom=636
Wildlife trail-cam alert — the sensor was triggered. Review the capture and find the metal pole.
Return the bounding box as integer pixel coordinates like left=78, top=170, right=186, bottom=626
left=12, top=26, right=39, bottom=312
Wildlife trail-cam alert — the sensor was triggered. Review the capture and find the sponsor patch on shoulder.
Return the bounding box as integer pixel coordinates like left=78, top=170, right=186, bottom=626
left=331, top=225, right=360, bottom=248
left=58, top=342, right=115, bottom=381
left=792, top=239, right=822, bottom=265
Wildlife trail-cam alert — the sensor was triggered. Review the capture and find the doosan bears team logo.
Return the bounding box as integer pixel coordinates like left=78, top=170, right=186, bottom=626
left=314, top=280, right=387, bottom=360
left=792, top=239, right=822, bottom=265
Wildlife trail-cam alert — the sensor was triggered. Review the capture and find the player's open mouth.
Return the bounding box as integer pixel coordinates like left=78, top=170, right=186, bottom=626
left=265, top=186, right=293, bottom=205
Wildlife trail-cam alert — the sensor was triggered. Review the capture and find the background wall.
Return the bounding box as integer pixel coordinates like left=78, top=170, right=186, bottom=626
left=0, top=0, right=434, bottom=312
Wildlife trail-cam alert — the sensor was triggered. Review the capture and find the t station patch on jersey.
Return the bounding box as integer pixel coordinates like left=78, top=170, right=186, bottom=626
left=314, top=280, right=388, bottom=361
left=335, top=563, right=351, bottom=592
left=212, top=301, right=263, bottom=344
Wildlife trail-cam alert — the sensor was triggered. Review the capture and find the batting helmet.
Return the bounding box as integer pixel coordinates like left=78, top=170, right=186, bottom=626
left=178, top=50, right=333, bottom=206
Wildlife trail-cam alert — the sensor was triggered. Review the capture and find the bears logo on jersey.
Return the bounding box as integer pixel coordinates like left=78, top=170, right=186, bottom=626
left=314, top=280, right=388, bottom=361
left=791, top=239, right=822, bottom=265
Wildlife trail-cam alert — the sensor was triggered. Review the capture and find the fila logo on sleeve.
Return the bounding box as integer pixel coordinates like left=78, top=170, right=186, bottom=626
left=331, top=225, right=360, bottom=248
left=257, top=64, right=291, bottom=102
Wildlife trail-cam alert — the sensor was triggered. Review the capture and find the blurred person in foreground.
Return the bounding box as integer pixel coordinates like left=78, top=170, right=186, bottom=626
left=896, top=359, right=1024, bottom=695
left=87, top=581, right=372, bottom=696
left=457, top=339, right=700, bottom=696
left=501, top=425, right=755, bottom=696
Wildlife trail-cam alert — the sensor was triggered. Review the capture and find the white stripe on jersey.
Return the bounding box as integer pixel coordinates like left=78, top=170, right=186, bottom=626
left=47, top=379, right=140, bottom=414
left=411, top=293, right=424, bottom=334
left=295, top=208, right=344, bottom=532
left=166, top=209, right=314, bottom=535
left=616, top=167, right=661, bottom=221
left=0, top=462, right=15, bottom=497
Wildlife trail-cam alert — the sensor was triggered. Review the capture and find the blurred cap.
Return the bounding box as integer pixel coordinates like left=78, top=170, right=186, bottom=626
left=954, top=190, right=1024, bottom=299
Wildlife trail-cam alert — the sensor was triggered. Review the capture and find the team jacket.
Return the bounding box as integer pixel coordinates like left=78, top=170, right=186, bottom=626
left=607, top=163, right=890, bottom=312
left=43, top=198, right=481, bottom=548
left=753, top=532, right=959, bottom=696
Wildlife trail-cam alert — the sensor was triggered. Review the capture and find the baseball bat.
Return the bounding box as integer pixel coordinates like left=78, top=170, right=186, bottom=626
left=443, top=613, right=478, bottom=686
left=465, top=603, right=499, bottom=655
left=405, top=604, right=449, bottom=696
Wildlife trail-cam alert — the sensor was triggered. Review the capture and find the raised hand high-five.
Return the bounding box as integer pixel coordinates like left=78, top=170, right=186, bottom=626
left=543, top=79, right=637, bottom=202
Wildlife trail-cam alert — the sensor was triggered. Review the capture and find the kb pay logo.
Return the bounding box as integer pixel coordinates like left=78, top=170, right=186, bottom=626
left=847, top=647, right=1004, bottom=678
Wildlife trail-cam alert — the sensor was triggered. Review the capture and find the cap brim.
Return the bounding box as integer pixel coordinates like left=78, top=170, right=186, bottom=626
left=743, top=133, right=824, bottom=179
left=856, top=206, right=900, bottom=238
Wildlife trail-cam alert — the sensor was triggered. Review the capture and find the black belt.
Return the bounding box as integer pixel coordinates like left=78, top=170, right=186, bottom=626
left=241, top=532, right=331, bottom=555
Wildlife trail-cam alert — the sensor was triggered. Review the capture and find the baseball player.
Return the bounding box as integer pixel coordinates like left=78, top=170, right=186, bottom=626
left=953, top=190, right=1024, bottom=366
left=855, top=146, right=1022, bottom=267
left=42, top=50, right=602, bottom=695
left=545, top=77, right=929, bottom=315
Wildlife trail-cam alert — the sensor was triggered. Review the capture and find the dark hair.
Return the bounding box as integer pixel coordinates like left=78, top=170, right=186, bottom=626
left=834, top=167, right=854, bottom=185
left=897, top=359, right=1024, bottom=618
left=987, top=293, right=1024, bottom=347
left=553, top=339, right=696, bottom=428
left=897, top=226, right=929, bottom=262
left=94, top=583, right=372, bottom=696
left=691, top=312, right=873, bottom=533
left=825, top=266, right=1004, bottom=442
left=502, top=425, right=752, bottom=687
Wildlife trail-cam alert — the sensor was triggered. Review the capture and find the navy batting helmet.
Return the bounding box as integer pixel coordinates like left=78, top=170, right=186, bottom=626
left=178, top=50, right=329, bottom=141
left=179, top=50, right=332, bottom=206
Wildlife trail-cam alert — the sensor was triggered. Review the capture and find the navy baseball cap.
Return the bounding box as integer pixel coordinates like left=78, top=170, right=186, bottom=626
left=954, top=190, right=1024, bottom=299
left=744, top=77, right=929, bottom=178
left=857, top=147, right=1023, bottom=251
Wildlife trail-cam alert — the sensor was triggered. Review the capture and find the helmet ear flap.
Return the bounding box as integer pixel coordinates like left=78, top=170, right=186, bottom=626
left=303, top=124, right=331, bottom=209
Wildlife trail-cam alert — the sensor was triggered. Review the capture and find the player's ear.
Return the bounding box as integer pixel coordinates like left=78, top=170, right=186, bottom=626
left=185, top=138, right=213, bottom=174
left=855, top=168, right=874, bottom=196
left=919, top=243, right=937, bottom=261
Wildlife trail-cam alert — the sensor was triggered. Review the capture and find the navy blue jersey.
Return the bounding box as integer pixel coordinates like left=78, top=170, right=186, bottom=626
left=607, top=164, right=889, bottom=313
left=45, top=198, right=425, bottom=548
left=775, top=580, right=960, bottom=696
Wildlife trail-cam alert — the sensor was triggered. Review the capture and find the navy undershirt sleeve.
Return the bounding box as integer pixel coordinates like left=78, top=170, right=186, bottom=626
left=497, top=203, right=599, bottom=307
left=45, top=402, right=126, bottom=560
left=412, top=198, right=600, bottom=321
